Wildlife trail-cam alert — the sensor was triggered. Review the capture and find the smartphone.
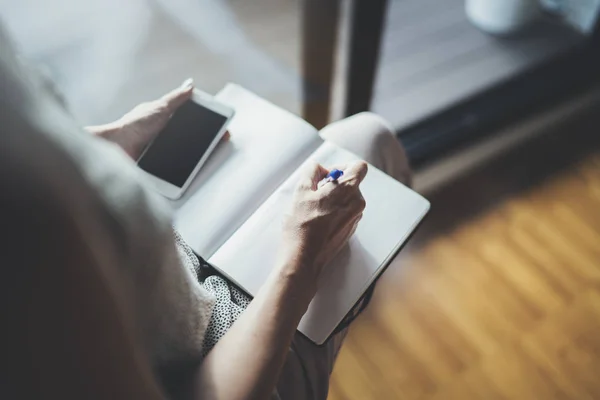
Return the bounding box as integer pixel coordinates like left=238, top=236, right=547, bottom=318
left=137, top=89, right=234, bottom=199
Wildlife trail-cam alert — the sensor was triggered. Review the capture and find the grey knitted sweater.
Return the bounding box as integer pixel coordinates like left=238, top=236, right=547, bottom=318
left=0, top=27, right=224, bottom=378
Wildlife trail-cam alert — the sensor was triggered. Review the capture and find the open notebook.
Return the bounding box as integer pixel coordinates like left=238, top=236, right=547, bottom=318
left=172, top=84, right=430, bottom=345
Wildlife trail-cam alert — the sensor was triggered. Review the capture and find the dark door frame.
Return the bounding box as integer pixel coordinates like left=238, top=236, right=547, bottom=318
left=302, top=2, right=600, bottom=165
left=301, top=0, right=388, bottom=129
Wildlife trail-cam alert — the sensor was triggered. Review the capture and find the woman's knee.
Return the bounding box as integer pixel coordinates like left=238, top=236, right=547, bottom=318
left=321, top=112, right=395, bottom=147
left=349, top=112, right=395, bottom=140
left=320, top=112, right=413, bottom=186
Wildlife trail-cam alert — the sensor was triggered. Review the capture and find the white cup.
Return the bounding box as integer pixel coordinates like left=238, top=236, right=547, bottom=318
left=466, top=0, right=541, bottom=35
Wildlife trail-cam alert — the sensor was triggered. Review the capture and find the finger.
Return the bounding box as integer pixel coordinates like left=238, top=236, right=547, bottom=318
left=348, top=213, right=363, bottom=238
left=313, top=163, right=348, bottom=192
left=348, top=213, right=362, bottom=229
left=352, top=192, right=367, bottom=214
left=338, top=213, right=362, bottom=244
left=160, top=78, right=194, bottom=112
left=298, top=161, right=328, bottom=191
left=221, top=130, right=231, bottom=142
left=339, top=161, right=368, bottom=186
left=330, top=188, right=366, bottom=213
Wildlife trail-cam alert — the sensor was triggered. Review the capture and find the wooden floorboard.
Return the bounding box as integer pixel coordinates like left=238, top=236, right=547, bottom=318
left=328, top=110, right=600, bottom=399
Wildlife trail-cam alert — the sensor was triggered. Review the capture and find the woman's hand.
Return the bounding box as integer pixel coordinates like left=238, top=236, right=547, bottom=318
left=192, top=161, right=366, bottom=400
left=87, top=79, right=229, bottom=160
left=279, top=161, right=368, bottom=289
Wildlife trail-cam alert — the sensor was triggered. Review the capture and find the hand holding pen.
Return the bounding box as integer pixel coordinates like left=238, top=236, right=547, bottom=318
left=317, top=168, right=344, bottom=188
left=278, top=161, right=368, bottom=287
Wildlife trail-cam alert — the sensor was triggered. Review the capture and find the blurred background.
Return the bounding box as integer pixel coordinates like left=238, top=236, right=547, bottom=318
left=2, top=0, right=600, bottom=398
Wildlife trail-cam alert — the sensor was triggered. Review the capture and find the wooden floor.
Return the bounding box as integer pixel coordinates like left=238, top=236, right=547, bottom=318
left=328, top=108, right=600, bottom=399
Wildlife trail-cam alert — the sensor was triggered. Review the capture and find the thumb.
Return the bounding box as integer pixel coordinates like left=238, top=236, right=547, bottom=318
left=160, top=78, right=194, bottom=112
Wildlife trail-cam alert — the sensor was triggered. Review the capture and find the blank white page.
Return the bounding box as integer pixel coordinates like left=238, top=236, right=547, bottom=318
left=210, top=141, right=430, bottom=344
left=173, top=84, right=322, bottom=258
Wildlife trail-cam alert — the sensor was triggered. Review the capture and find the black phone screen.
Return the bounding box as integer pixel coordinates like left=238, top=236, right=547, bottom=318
left=137, top=100, right=228, bottom=188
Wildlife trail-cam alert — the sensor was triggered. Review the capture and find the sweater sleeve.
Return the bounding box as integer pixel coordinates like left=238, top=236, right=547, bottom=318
left=0, top=25, right=216, bottom=376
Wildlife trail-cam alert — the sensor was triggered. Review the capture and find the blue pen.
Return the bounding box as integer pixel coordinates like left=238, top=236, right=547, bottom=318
left=328, top=169, right=344, bottom=181
left=318, top=169, right=344, bottom=188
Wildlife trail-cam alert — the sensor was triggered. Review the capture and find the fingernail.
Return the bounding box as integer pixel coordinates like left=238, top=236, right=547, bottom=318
left=181, top=78, right=193, bottom=90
